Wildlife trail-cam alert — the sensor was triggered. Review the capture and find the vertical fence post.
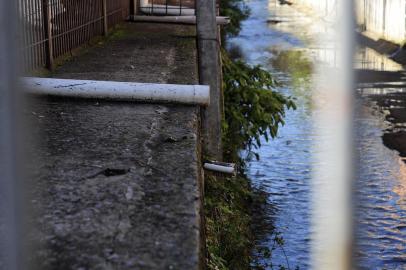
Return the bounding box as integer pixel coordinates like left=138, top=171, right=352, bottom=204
left=102, top=0, right=108, bottom=36
left=134, top=0, right=139, bottom=15
left=130, top=0, right=138, bottom=15
left=196, top=0, right=223, bottom=160
left=363, top=0, right=367, bottom=31
left=311, top=0, right=354, bottom=269
left=382, top=0, right=386, bottom=35
left=42, top=0, right=54, bottom=70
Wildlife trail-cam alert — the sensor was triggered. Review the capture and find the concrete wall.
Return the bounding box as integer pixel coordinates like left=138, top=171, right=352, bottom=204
left=357, top=0, right=405, bottom=44
left=293, top=0, right=406, bottom=44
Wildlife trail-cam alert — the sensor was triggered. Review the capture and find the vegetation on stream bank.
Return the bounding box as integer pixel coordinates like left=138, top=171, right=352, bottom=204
left=222, top=51, right=296, bottom=162
left=219, top=0, right=250, bottom=41
left=204, top=1, right=296, bottom=269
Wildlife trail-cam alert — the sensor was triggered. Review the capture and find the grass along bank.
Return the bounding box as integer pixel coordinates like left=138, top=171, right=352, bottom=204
left=204, top=1, right=296, bottom=269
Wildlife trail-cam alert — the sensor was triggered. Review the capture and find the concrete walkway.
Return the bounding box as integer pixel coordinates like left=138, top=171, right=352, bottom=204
left=26, top=23, right=204, bottom=269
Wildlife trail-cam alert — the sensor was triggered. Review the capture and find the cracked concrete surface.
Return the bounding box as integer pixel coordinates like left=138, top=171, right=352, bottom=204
left=24, top=23, right=203, bottom=270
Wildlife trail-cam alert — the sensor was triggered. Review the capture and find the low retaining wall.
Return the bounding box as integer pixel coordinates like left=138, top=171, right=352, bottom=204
left=356, top=0, right=405, bottom=44
left=292, top=0, right=406, bottom=45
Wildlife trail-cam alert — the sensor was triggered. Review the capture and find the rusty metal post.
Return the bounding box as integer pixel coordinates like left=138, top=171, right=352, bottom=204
left=134, top=0, right=140, bottom=15
left=196, top=0, right=223, bottom=160
left=102, top=0, right=108, bottom=36
left=42, top=0, right=54, bottom=70
left=130, top=0, right=136, bottom=15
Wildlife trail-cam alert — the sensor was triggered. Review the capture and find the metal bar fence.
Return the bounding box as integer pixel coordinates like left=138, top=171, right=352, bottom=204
left=137, top=0, right=221, bottom=17
left=17, top=0, right=130, bottom=72
left=138, top=0, right=195, bottom=16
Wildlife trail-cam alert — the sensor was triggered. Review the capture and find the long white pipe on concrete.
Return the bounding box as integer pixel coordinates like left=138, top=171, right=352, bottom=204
left=130, top=15, right=230, bottom=25
left=21, top=77, right=210, bottom=106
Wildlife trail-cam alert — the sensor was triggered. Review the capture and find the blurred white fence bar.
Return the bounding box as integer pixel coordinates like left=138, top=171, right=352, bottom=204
left=22, top=77, right=210, bottom=106
left=0, top=0, right=20, bottom=269
left=310, top=0, right=354, bottom=269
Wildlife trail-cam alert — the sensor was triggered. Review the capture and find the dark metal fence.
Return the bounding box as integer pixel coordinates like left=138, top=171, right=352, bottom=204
left=18, top=0, right=130, bottom=71
left=138, top=0, right=195, bottom=15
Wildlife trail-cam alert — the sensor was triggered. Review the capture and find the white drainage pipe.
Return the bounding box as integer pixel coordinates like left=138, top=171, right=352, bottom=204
left=204, top=161, right=236, bottom=176
left=130, top=15, right=230, bottom=25
left=21, top=77, right=210, bottom=106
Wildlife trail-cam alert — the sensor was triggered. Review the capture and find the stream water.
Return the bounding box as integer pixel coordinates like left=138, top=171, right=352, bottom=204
left=229, top=0, right=406, bottom=269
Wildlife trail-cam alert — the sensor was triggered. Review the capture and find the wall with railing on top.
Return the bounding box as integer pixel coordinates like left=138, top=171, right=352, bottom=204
left=355, top=0, right=405, bottom=44
left=292, top=0, right=406, bottom=44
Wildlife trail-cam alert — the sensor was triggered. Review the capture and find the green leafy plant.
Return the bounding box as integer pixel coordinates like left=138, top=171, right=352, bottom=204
left=206, top=1, right=297, bottom=270
left=219, top=0, right=250, bottom=39
left=206, top=49, right=297, bottom=270
left=222, top=50, right=296, bottom=161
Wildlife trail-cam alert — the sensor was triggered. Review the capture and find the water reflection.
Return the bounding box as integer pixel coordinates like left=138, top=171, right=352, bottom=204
left=354, top=103, right=406, bottom=269
left=230, top=0, right=406, bottom=269
left=355, top=46, right=403, bottom=71
left=270, top=49, right=313, bottom=109
left=230, top=1, right=317, bottom=268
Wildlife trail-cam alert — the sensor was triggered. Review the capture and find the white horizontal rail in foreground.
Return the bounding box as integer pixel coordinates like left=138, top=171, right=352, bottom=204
left=21, top=77, right=210, bottom=106
left=130, top=15, right=230, bottom=25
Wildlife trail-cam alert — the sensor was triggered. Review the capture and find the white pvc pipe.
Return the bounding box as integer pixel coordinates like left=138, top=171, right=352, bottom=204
left=203, top=163, right=235, bottom=175
left=130, top=15, right=230, bottom=25
left=21, top=77, right=210, bottom=106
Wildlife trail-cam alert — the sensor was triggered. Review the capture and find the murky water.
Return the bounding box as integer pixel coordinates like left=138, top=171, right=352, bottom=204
left=229, top=0, right=406, bottom=269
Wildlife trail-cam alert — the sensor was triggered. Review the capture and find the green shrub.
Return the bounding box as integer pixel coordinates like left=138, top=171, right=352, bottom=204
left=222, top=50, right=296, bottom=162
left=205, top=49, right=296, bottom=270
left=219, top=0, right=250, bottom=39
left=205, top=1, right=296, bottom=269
